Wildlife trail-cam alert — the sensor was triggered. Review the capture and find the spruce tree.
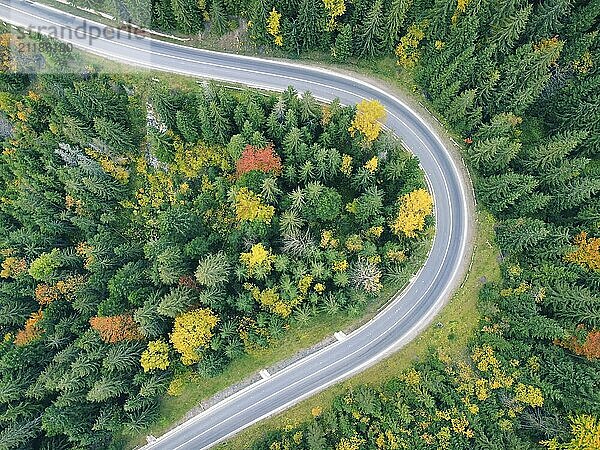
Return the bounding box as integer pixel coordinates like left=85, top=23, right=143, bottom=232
left=355, top=0, right=384, bottom=58
left=331, top=24, right=353, bottom=62
left=384, top=0, right=411, bottom=51
left=298, top=0, right=322, bottom=50
left=210, top=0, right=229, bottom=36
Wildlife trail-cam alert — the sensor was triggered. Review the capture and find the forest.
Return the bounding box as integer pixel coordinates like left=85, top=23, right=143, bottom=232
left=1, top=0, right=599, bottom=448
left=0, top=32, right=432, bottom=448
left=227, top=0, right=600, bottom=449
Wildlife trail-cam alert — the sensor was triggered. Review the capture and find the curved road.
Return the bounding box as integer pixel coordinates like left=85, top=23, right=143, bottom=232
left=0, top=2, right=472, bottom=448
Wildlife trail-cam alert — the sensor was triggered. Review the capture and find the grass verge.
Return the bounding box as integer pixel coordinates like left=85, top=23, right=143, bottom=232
left=124, top=223, right=430, bottom=449
left=217, top=209, right=500, bottom=448
left=125, top=263, right=427, bottom=448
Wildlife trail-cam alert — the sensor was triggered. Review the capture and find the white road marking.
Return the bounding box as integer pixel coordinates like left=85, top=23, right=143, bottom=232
left=334, top=331, right=347, bottom=342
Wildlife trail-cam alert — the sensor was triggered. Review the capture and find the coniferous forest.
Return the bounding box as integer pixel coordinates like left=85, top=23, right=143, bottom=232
left=1, top=0, right=600, bottom=448
left=225, top=0, right=599, bottom=448
left=0, top=41, right=432, bottom=447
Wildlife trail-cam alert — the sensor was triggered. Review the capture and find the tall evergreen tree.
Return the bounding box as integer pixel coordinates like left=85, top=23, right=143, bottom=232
left=331, top=24, right=353, bottom=61
left=297, top=0, right=322, bottom=50
left=355, top=0, right=384, bottom=58
left=384, top=0, right=412, bottom=50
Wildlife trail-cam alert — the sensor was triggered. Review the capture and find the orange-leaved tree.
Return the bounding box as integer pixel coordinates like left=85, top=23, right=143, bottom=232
left=89, top=314, right=144, bottom=343
left=560, top=327, right=600, bottom=360
left=236, top=143, right=283, bottom=178
left=14, top=311, right=44, bottom=346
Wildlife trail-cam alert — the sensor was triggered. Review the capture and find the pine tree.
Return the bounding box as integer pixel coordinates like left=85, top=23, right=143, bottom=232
left=209, top=101, right=231, bottom=145
left=298, top=0, right=322, bottom=50
left=446, top=89, right=482, bottom=134
left=152, top=0, right=175, bottom=30
left=551, top=177, right=600, bottom=212
left=527, top=0, right=572, bottom=41
left=195, top=252, right=231, bottom=287
left=210, top=0, right=229, bottom=36
left=384, top=0, right=411, bottom=51
left=494, top=38, right=563, bottom=115
left=103, top=341, right=143, bottom=373
left=248, top=0, right=269, bottom=42
left=175, top=108, right=200, bottom=143
left=518, top=130, right=588, bottom=173
left=155, top=247, right=188, bottom=285
left=355, top=0, right=384, bottom=58
left=491, top=4, right=533, bottom=54
left=331, top=24, right=353, bottom=62
left=467, top=136, right=521, bottom=174
left=477, top=172, right=538, bottom=214
left=86, top=376, right=128, bottom=402
left=428, top=45, right=476, bottom=111
left=496, top=217, right=549, bottom=254
left=157, top=286, right=195, bottom=318
left=299, top=91, right=321, bottom=124
left=171, top=0, right=203, bottom=33
left=93, top=117, right=136, bottom=153
left=134, top=294, right=167, bottom=339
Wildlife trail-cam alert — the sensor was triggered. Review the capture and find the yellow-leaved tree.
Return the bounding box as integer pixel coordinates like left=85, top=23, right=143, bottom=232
left=452, top=0, right=472, bottom=23
left=170, top=309, right=219, bottom=365
left=266, top=8, right=283, bottom=46
left=565, top=231, right=600, bottom=272
left=348, top=100, right=386, bottom=143
left=395, top=23, right=426, bottom=68
left=234, top=187, right=275, bottom=223
left=542, top=415, right=600, bottom=450
left=390, top=188, right=434, bottom=238
left=323, top=0, right=346, bottom=30
left=140, top=339, right=170, bottom=372
left=240, top=243, right=275, bottom=276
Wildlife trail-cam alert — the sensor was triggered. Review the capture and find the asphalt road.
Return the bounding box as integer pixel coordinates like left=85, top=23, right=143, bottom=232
left=0, top=2, right=472, bottom=448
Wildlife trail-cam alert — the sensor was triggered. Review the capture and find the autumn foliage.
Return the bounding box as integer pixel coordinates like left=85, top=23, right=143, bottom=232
left=0, top=256, right=27, bottom=279
left=89, top=314, right=144, bottom=343
left=35, top=275, right=85, bottom=305
left=15, top=311, right=44, bottom=346
left=234, top=187, right=275, bottom=223
left=560, top=327, right=600, bottom=360
left=390, top=188, right=434, bottom=238
left=140, top=339, right=170, bottom=372
left=170, top=308, right=219, bottom=365
left=236, top=144, right=283, bottom=178
left=348, top=100, right=386, bottom=142
left=565, top=231, right=600, bottom=272
left=266, top=8, right=283, bottom=46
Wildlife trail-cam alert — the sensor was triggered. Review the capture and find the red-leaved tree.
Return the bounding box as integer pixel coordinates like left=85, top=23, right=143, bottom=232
left=236, top=144, right=282, bottom=178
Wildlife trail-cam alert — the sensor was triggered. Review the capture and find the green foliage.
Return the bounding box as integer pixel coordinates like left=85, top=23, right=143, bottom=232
left=0, top=72, right=428, bottom=448
left=4, top=1, right=599, bottom=445
left=331, top=24, right=353, bottom=62
left=195, top=252, right=231, bottom=287
left=112, top=0, right=600, bottom=448
left=28, top=249, right=61, bottom=282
